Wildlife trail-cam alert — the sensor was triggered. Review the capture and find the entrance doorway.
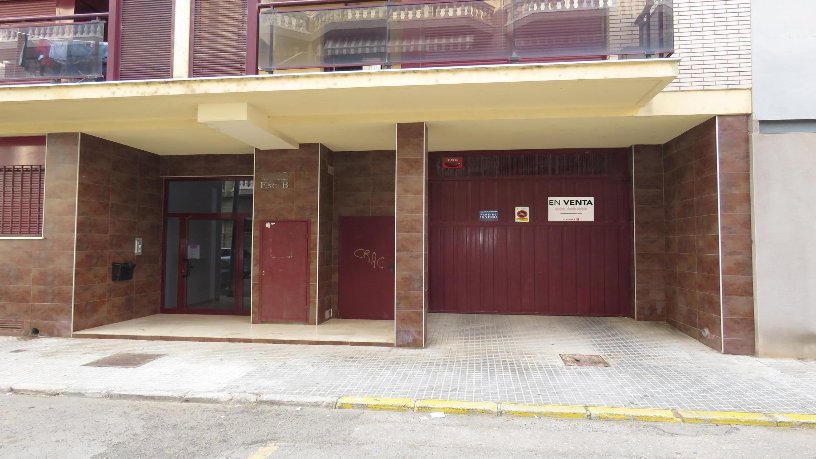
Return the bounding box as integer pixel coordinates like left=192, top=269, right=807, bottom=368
left=162, top=179, right=253, bottom=315
left=258, top=220, right=310, bottom=323
left=428, top=150, right=632, bottom=316
left=338, top=216, right=395, bottom=320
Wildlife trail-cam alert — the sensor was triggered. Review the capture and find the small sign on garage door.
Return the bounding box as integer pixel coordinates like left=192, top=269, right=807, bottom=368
left=515, top=207, right=530, bottom=223
left=548, top=197, right=594, bottom=222
left=479, top=210, right=499, bottom=222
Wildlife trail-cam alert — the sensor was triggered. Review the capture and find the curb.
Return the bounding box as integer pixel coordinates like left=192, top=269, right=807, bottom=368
left=334, top=396, right=816, bottom=428
left=5, top=388, right=815, bottom=429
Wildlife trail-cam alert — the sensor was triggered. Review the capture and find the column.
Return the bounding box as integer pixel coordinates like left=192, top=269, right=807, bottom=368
left=394, top=123, right=427, bottom=348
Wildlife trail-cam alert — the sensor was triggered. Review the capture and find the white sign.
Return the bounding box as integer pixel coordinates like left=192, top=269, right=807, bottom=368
left=548, top=197, right=594, bottom=222
left=188, top=244, right=201, bottom=260
left=515, top=207, right=530, bottom=223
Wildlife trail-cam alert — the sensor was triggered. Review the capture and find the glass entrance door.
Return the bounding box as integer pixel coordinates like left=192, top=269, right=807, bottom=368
left=162, top=179, right=253, bottom=315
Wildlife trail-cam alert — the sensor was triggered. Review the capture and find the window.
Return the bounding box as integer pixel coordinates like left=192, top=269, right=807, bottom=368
left=0, top=137, right=46, bottom=237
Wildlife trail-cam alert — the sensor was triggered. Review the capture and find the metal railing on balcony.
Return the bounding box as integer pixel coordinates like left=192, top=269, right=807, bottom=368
left=258, top=0, right=673, bottom=72
left=0, top=14, right=107, bottom=84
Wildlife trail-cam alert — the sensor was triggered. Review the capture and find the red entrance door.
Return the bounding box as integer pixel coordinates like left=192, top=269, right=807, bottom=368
left=259, top=220, right=310, bottom=323
left=338, top=216, right=395, bottom=320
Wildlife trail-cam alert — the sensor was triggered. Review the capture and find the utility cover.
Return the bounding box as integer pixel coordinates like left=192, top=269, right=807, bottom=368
left=83, top=353, right=165, bottom=368
left=560, top=354, right=609, bottom=367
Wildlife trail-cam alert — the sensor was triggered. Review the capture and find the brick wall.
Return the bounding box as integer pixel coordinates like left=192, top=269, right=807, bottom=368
left=667, top=0, right=752, bottom=91
left=73, top=135, right=163, bottom=331
left=607, top=0, right=644, bottom=54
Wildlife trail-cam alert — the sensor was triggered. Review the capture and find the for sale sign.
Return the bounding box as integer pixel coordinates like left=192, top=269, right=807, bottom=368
left=548, top=197, right=594, bottom=222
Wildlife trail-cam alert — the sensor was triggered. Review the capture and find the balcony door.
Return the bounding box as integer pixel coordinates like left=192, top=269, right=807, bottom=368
left=162, top=179, right=253, bottom=315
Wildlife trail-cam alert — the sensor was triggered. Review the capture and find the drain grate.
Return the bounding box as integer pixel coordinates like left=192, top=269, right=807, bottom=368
left=83, top=353, right=165, bottom=368
left=560, top=354, right=610, bottom=367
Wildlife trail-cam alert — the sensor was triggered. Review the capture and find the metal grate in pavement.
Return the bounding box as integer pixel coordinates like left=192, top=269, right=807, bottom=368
left=83, top=353, right=165, bottom=368
left=560, top=354, right=609, bottom=367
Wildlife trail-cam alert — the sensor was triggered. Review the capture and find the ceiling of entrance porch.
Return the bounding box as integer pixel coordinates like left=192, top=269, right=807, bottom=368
left=0, top=59, right=745, bottom=154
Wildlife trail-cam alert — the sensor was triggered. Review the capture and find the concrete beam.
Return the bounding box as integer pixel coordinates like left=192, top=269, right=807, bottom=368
left=197, top=103, right=298, bottom=150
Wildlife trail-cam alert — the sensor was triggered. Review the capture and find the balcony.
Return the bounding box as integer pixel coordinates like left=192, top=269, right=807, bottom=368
left=258, top=0, right=673, bottom=72
left=0, top=14, right=107, bottom=84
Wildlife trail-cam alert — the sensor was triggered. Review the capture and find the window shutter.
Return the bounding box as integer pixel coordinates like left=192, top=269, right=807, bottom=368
left=118, top=0, right=173, bottom=80
left=0, top=165, right=44, bottom=236
left=191, top=0, right=248, bottom=77
left=0, top=0, right=56, bottom=18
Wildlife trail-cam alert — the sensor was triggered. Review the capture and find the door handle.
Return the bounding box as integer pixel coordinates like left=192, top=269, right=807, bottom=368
left=181, top=258, right=192, bottom=277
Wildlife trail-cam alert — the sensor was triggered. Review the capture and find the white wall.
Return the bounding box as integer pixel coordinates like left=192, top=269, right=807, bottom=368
left=752, top=132, right=816, bottom=358
left=752, top=0, right=816, bottom=120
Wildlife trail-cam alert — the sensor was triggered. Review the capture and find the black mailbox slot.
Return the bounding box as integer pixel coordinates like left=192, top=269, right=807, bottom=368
left=111, top=262, right=135, bottom=281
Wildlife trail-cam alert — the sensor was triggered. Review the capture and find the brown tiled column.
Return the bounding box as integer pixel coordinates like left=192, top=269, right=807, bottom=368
left=632, top=145, right=667, bottom=321
left=252, top=144, right=320, bottom=325
left=33, top=134, right=81, bottom=336
left=394, top=123, right=427, bottom=348
left=716, top=115, right=754, bottom=355
left=0, top=133, right=79, bottom=337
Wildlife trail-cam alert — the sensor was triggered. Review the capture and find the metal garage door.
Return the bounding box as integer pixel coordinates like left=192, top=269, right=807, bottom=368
left=428, top=149, right=631, bottom=316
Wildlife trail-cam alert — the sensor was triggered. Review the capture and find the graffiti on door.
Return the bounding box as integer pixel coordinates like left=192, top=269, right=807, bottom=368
left=353, top=248, right=386, bottom=270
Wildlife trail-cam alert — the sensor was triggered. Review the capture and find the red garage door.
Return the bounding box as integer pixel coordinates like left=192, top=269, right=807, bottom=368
left=428, top=150, right=631, bottom=316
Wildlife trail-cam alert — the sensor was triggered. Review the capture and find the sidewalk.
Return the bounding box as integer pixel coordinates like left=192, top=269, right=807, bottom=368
left=1, top=314, right=815, bottom=421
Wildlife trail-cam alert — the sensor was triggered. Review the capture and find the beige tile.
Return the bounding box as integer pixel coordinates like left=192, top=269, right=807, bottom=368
left=74, top=314, right=395, bottom=344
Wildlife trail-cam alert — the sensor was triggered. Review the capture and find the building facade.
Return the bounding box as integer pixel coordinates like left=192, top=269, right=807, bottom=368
left=750, top=0, right=816, bottom=358
left=0, top=0, right=801, bottom=356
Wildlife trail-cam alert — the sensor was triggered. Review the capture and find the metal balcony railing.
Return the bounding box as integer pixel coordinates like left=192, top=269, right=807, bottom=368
left=0, top=14, right=107, bottom=84
left=258, top=0, right=673, bottom=72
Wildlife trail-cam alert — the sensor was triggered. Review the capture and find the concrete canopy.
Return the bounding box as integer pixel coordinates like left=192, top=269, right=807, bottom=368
left=0, top=59, right=747, bottom=154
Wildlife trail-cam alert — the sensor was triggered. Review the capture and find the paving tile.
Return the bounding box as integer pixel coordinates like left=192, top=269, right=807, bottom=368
left=0, top=315, right=815, bottom=413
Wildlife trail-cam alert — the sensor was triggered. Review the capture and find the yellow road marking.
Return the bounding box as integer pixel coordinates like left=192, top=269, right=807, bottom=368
left=248, top=442, right=280, bottom=459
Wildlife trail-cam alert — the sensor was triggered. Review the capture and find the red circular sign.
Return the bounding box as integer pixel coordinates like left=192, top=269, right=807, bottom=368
left=517, top=209, right=528, bottom=218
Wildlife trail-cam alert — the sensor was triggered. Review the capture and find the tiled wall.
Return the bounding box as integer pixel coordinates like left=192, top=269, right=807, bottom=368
left=331, top=151, right=397, bottom=320
left=332, top=151, right=396, bottom=217
left=395, top=124, right=427, bottom=348
left=160, top=154, right=254, bottom=177
left=662, top=117, right=754, bottom=354
left=664, top=119, right=722, bottom=350
left=716, top=116, right=754, bottom=355
left=633, top=145, right=667, bottom=321
left=0, top=133, right=79, bottom=337
left=252, top=145, right=320, bottom=324
left=73, top=135, right=162, bottom=331
left=316, top=147, right=335, bottom=324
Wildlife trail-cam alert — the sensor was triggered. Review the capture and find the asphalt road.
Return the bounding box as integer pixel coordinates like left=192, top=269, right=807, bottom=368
left=0, top=394, right=814, bottom=459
